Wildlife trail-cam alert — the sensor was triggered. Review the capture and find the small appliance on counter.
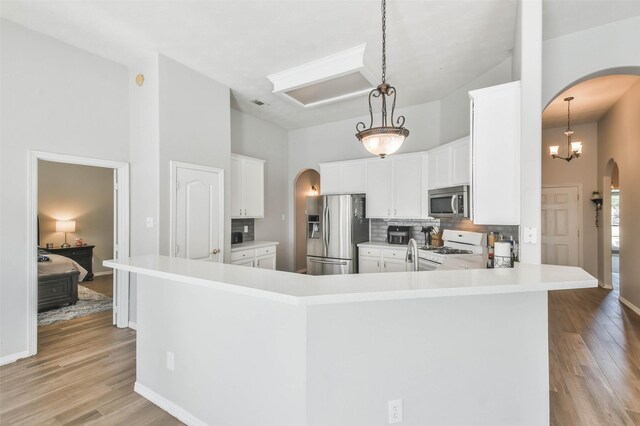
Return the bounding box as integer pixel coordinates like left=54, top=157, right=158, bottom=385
left=493, top=242, right=513, bottom=268
left=232, top=232, right=243, bottom=245
left=387, top=226, right=411, bottom=245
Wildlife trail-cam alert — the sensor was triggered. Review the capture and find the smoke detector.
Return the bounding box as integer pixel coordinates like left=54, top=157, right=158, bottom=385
left=267, top=44, right=377, bottom=108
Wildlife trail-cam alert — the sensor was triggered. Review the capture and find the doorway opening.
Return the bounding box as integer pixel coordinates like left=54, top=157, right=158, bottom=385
left=610, top=162, right=620, bottom=290
left=294, top=169, right=320, bottom=273
left=28, top=151, right=130, bottom=357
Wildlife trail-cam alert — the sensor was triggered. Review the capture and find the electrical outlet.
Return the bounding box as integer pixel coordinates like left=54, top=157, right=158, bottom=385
left=281, top=214, right=286, bottom=221
left=388, top=399, right=403, bottom=424
left=243, top=225, right=249, bottom=233
left=166, top=352, right=175, bottom=371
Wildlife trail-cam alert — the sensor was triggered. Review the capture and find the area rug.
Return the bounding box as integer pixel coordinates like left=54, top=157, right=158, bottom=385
left=38, top=285, right=112, bottom=326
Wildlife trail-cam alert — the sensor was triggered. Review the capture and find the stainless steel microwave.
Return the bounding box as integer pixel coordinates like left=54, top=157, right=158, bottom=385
left=428, top=185, right=470, bottom=218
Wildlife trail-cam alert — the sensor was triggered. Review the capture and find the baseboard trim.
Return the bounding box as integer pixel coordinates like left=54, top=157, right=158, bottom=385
left=0, top=350, right=30, bottom=366
left=620, top=296, right=640, bottom=317
left=128, top=321, right=137, bottom=330
left=599, top=281, right=613, bottom=290
left=134, top=382, right=207, bottom=426
left=93, top=271, right=113, bottom=277
left=295, top=268, right=307, bottom=274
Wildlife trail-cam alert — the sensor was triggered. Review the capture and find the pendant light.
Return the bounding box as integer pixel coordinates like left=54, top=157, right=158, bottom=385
left=355, top=0, right=409, bottom=159
left=550, top=97, right=582, bottom=162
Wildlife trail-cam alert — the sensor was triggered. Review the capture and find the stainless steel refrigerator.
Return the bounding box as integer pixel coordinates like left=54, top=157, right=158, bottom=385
left=306, top=194, right=369, bottom=275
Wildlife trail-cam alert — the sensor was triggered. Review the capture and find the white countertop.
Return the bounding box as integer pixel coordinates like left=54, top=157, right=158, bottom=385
left=358, top=241, right=408, bottom=249
left=105, top=255, right=597, bottom=306
left=230, top=240, right=279, bottom=252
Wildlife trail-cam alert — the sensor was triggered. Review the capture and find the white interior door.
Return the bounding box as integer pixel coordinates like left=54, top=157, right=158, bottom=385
left=174, top=164, right=224, bottom=262
left=541, top=186, right=580, bottom=266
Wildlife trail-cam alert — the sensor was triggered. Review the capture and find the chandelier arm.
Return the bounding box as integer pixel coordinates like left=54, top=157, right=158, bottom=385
left=388, top=86, right=397, bottom=128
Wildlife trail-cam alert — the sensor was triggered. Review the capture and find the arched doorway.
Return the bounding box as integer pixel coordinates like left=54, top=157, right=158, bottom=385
left=601, top=159, right=620, bottom=290
left=293, top=169, right=320, bottom=273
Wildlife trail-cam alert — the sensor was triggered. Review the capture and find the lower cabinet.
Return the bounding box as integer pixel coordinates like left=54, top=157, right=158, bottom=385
left=230, top=244, right=277, bottom=270
left=359, top=246, right=408, bottom=273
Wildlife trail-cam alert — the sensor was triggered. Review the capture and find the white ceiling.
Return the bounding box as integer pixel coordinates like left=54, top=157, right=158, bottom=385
left=542, top=75, right=640, bottom=129
left=2, top=1, right=639, bottom=130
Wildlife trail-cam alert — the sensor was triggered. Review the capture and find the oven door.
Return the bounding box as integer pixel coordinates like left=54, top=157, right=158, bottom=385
left=418, top=257, right=440, bottom=271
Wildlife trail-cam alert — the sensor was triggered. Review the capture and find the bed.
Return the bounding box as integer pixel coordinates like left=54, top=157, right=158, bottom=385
left=38, top=252, right=88, bottom=312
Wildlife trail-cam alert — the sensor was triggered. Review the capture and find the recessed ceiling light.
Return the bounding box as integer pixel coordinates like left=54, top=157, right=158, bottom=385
left=267, top=44, right=377, bottom=108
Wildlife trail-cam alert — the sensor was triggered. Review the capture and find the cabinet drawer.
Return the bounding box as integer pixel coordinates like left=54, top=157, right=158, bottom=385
left=359, top=248, right=380, bottom=257
left=256, top=246, right=276, bottom=257
left=230, top=249, right=255, bottom=262
left=382, top=249, right=405, bottom=260
left=39, top=281, right=71, bottom=303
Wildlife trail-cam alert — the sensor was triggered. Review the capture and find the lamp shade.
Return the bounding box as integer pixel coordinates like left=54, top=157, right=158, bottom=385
left=549, top=146, right=560, bottom=157
left=361, top=132, right=406, bottom=158
left=56, top=220, right=76, bottom=233
left=570, top=141, right=583, bottom=154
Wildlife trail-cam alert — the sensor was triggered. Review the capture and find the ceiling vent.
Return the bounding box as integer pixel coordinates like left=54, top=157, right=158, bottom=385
left=267, top=44, right=377, bottom=108
left=250, top=98, right=266, bottom=106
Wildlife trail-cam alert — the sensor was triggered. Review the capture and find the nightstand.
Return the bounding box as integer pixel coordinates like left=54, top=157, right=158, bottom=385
left=48, top=245, right=95, bottom=281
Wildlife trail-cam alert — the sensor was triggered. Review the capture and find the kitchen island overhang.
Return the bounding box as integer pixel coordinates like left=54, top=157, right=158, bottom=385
left=105, top=256, right=596, bottom=426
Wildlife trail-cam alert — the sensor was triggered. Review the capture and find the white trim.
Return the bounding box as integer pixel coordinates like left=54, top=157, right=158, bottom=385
left=135, top=382, right=207, bottom=426
left=0, top=350, right=30, bottom=366
left=599, top=281, right=613, bottom=290
left=92, top=271, right=114, bottom=277
left=28, top=151, right=130, bottom=358
left=620, top=296, right=640, bottom=317
left=169, top=161, right=225, bottom=262
left=541, top=184, right=584, bottom=268
left=128, top=321, right=138, bottom=331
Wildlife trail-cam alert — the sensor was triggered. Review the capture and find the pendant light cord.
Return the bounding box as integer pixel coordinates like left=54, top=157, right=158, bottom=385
left=381, top=0, right=387, bottom=84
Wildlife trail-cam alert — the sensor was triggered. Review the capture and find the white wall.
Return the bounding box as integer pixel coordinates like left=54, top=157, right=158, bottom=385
left=542, top=15, right=640, bottom=107
left=439, top=57, right=513, bottom=143
left=0, top=20, right=129, bottom=360
left=597, top=80, right=640, bottom=310
left=157, top=55, right=231, bottom=259
left=230, top=109, right=290, bottom=270
left=542, top=123, right=598, bottom=277
left=38, top=161, right=114, bottom=274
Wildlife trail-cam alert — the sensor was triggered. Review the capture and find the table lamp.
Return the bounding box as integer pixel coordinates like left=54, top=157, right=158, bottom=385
left=56, top=220, right=76, bottom=248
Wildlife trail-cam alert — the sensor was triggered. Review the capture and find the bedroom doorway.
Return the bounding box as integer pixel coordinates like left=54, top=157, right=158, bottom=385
left=29, top=151, right=130, bottom=357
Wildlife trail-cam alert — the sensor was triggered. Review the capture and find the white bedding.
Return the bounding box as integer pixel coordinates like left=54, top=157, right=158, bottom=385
left=38, top=254, right=88, bottom=281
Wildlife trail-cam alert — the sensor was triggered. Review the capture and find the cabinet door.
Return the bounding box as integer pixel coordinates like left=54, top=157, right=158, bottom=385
left=383, top=258, right=408, bottom=273
left=365, top=160, right=392, bottom=218
left=231, top=258, right=255, bottom=267
left=341, top=161, right=366, bottom=193
left=231, top=156, right=243, bottom=218
left=243, top=159, right=264, bottom=218
left=320, top=163, right=341, bottom=195
left=392, top=155, right=422, bottom=218
left=256, top=254, right=276, bottom=270
left=451, top=137, right=470, bottom=185
left=427, top=147, right=452, bottom=189
left=359, top=256, right=381, bottom=273
left=470, top=82, right=520, bottom=225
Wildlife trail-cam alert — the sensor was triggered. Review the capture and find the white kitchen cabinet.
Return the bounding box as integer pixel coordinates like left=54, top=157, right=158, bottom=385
left=365, top=154, right=422, bottom=219
left=230, top=243, right=278, bottom=270
left=358, top=246, right=407, bottom=273
left=469, top=81, right=521, bottom=225
left=427, top=136, right=470, bottom=190
left=231, top=154, right=265, bottom=218
left=319, top=160, right=366, bottom=194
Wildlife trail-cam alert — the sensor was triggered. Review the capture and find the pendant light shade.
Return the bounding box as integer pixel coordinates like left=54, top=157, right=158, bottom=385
left=355, top=0, right=409, bottom=159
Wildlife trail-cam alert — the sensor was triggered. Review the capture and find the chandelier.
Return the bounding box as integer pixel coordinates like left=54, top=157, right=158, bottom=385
left=355, top=0, right=409, bottom=159
left=550, top=96, right=582, bottom=162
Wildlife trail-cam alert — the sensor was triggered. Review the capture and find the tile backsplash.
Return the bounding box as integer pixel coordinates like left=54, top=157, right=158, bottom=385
left=231, top=218, right=254, bottom=243
left=370, top=218, right=519, bottom=246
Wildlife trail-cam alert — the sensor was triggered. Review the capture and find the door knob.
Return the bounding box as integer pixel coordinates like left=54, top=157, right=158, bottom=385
left=210, top=248, right=220, bottom=255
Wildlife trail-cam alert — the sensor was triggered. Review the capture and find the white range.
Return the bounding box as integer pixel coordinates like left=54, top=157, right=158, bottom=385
left=418, top=229, right=487, bottom=271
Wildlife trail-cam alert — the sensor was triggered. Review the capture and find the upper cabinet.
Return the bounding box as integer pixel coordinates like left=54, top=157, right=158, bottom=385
left=231, top=154, right=265, bottom=218
left=469, top=81, right=521, bottom=225
left=365, top=154, right=422, bottom=219
left=319, top=160, right=366, bottom=194
left=427, top=136, right=470, bottom=190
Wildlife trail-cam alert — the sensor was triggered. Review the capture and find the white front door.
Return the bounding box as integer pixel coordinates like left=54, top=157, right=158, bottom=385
left=173, top=163, right=224, bottom=262
left=541, top=186, right=580, bottom=267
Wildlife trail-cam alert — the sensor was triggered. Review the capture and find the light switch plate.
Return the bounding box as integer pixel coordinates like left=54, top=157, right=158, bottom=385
left=146, top=217, right=154, bottom=228
left=244, top=225, right=249, bottom=233
left=524, top=227, right=538, bottom=244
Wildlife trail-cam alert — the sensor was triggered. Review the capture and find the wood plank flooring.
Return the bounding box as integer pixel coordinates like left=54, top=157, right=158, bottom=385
left=81, top=275, right=113, bottom=298
left=1, top=285, right=639, bottom=425
left=0, top=311, right=182, bottom=425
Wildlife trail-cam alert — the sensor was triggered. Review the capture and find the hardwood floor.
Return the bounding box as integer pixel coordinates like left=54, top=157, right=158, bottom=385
left=0, top=311, right=182, bottom=425
left=1, top=285, right=639, bottom=425
left=549, top=286, right=640, bottom=425
left=81, top=275, right=113, bottom=298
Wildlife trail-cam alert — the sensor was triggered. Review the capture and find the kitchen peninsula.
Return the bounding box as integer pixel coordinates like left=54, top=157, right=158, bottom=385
left=105, top=256, right=596, bottom=426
